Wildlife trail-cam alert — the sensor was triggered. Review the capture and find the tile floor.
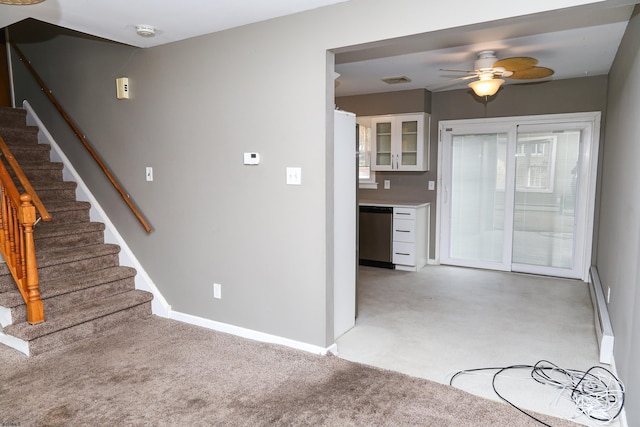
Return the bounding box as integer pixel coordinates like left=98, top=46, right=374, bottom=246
left=335, top=265, right=624, bottom=427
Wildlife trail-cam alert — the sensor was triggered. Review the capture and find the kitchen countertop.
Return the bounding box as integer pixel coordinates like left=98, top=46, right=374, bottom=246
left=359, top=200, right=430, bottom=209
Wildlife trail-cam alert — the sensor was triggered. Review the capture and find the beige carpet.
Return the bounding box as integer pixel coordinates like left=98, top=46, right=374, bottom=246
left=0, top=316, right=579, bottom=426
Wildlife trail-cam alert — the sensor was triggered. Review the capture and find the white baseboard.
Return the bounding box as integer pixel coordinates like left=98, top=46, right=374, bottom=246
left=0, top=331, right=29, bottom=356
left=589, top=266, right=614, bottom=364
left=23, top=101, right=170, bottom=317
left=169, top=310, right=336, bottom=356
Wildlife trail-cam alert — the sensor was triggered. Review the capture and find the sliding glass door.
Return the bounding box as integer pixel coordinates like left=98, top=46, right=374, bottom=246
left=439, top=114, right=599, bottom=280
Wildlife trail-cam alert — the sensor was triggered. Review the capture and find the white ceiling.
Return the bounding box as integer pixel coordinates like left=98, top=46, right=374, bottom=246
left=0, top=0, right=349, bottom=48
left=335, top=3, right=636, bottom=96
left=0, top=0, right=636, bottom=97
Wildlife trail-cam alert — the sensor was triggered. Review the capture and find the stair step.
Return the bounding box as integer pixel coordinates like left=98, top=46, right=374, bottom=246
left=34, top=221, right=105, bottom=251
left=0, top=107, right=26, bottom=127
left=22, top=180, right=77, bottom=202
left=12, top=161, right=64, bottom=182
left=0, top=126, right=39, bottom=145
left=40, top=201, right=91, bottom=225
left=4, top=144, right=51, bottom=162
left=36, top=243, right=122, bottom=280
left=0, top=266, right=137, bottom=324
left=0, top=244, right=121, bottom=290
left=3, top=289, right=153, bottom=356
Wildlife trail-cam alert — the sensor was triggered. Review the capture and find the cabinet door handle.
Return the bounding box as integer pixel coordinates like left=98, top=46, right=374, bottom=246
left=395, top=252, right=411, bottom=256
left=395, top=229, right=410, bottom=232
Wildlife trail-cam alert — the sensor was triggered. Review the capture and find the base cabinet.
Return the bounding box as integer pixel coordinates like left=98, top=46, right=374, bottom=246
left=392, top=205, right=429, bottom=271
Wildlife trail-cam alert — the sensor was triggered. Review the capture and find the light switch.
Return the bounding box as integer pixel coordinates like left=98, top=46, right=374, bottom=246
left=146, top=167, right=153, bottom=182
left=286, top=167, right=302, bottom=185
left=428, top=181, right=435, bottom=190
left=384, top=180, right=390, bottom=189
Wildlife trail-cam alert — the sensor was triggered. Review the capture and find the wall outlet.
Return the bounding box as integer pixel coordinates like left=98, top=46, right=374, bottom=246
left=213, top=283, right=222, bottom=299
left=384, top=180, right=390, bottom=189
left=286, top=167, right=302, bottom=185
left=607, top=286, right=611, bottom=303
left=428, top=181, right=435, bottom=190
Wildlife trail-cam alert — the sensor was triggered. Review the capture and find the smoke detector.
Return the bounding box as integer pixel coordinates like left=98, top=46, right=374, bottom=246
left=135, top=25, right=156, bottom=38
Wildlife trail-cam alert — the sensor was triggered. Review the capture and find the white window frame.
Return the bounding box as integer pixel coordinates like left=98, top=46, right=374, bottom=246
left=356, top=117, right=378, bottom=189
left=515, top=135, right=557, bottom=193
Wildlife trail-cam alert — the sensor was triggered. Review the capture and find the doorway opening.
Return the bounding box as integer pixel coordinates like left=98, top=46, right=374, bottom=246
left=437, top=112, right=600, bottom=280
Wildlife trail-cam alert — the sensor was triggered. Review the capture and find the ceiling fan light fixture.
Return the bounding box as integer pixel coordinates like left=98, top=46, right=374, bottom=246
left=0, top=0, right=45, bottom=4
left=468, top=77, right=504, bottom=97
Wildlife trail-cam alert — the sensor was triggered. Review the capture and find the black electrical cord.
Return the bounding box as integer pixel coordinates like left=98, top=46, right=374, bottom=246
left=449, top=360, right=625, bottom=426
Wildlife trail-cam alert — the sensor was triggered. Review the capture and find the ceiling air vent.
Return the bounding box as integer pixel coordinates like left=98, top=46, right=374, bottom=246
left=381, top=75, right=412, bottom=85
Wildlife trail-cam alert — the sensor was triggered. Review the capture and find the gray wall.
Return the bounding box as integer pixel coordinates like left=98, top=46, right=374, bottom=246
left=4, top=0, right=627, bottom=356
left=337, top=76, right=608, bottom=257
left=8, top=0, right=598, bottom=349
left=596, top=6, right=640, bottom=422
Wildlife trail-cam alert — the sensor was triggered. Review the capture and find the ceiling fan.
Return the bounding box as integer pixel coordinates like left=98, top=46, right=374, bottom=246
left=442, top=50, right=555, bottom=97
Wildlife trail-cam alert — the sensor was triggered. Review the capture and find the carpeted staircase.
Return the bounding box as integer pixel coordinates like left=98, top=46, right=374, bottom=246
left=0, top=106, right=153, bottom=356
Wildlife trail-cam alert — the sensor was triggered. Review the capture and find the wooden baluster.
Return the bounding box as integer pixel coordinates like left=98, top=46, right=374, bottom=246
left=18, top=220, right=27, bottom=280
left=0, top=189, right=9, bottom=255
left=8, top=203, right=17, bottom=272
left=11, top=204, right=25, bottom=281
left=19, top=194, right=43, bottom=324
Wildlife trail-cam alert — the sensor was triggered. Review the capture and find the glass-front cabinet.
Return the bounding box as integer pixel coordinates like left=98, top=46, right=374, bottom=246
left=370, top=113, right=430, bottom=171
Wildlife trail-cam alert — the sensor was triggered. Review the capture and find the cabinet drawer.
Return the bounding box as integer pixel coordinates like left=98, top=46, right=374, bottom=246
left=393, top=207, right=416, bottom=220
left=393, top=219, right=415, bottom=242
left=393, top=241, right=415, bottom=266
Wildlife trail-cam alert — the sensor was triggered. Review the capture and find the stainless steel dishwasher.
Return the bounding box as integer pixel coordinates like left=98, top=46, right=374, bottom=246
left=358, top=205, right=394, bottom=269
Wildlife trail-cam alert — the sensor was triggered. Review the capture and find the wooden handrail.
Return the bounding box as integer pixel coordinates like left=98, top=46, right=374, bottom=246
left=10, top=41, right=153, bottom=233
left=0, top=137, right=51, bottom=222
left=0, top=153, right=43, bottom=324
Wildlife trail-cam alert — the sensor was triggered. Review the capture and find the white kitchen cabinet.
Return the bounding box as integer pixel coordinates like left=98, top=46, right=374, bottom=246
left=392, top=204, right=430, bottom=271
left=371, top=113, right=430, bottom=171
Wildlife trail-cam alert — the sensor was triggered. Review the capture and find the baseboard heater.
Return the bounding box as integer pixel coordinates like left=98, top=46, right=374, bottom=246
left=589, top=266, right=614, bottom=364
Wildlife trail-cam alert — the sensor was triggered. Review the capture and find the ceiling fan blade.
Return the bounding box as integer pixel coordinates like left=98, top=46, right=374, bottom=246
left=507, top=66, right=554, bottom=80
left=427, top=79, right=468, bottom=91
left=493, top=56, right=538, bottom=72
left=452, top=74, right=479, bottom=81
left=440, top=68, right=476, bottom=73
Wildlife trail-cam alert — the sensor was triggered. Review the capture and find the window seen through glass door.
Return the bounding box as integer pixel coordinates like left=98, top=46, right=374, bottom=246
left=512, top=130, right=581, bottom=268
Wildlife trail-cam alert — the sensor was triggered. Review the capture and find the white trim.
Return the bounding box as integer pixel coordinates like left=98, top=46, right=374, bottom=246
left=0, top=331, right=29, bottom=356
left=22, top=100, right=171, bottom=317
left=0, top=305, right=12, bottom=328
left=358, top=181, right=378, bottom=190
left=169, top=310, right=337, bottom=356
left=589, top=266, right=614, bottom=364
left=4, top=28, right=16, bottom=108
left=609, top=358, right=628, bottom=427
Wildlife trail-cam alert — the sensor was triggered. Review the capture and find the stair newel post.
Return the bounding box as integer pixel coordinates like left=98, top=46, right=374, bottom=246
left=19, top=194, right=44, bottom=324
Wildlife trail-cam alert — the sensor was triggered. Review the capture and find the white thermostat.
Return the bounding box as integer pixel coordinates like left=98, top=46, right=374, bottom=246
left=243, top=152, right=260, bottom=165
